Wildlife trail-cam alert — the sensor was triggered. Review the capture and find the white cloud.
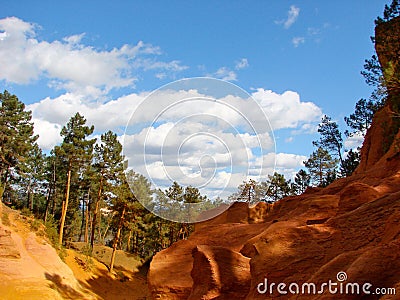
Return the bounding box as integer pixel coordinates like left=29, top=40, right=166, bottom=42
left=291, top=123, right=318, bottom=135
left=32, top=118, right=63, bottom=150
left=344, top=132, right=364, bottom=150
left=28, top=85, right=321, bottom=199
left=275, top=153, right=307, bottom=169
left=250, top=152, right=307, bottom=181
left=63, top=33, right=85, bottom=44
left=252, top=88, right=322, bottom=130
left=292, top=36, right=305, bottom=47
left=135, top=59, right=188, bottom=72
left=155, top=73, right=167, bottom=80
left=211, top=67, right=237, bottom=81
left=29, top=88, right=321, bottom=152
left=0, top=17, right=187, bottom=96
left=276, top=5, right=300, bottom=29
left=235, top=58, right=249, bottom=70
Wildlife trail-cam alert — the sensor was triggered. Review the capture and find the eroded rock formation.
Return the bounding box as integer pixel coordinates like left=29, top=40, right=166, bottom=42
left=148, top=17, right=400, bottom=300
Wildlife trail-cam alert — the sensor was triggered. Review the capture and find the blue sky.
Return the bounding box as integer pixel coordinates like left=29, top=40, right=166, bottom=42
left=0, top=1, right=389, bottom=198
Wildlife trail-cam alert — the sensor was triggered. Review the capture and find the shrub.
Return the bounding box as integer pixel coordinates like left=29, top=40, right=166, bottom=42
left=20, top=207, right=32, bottom=217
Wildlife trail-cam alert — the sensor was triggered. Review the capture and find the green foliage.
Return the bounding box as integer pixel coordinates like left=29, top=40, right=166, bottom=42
left=375, top=0, right=400, bottom=24
left=361, top=54, right=385, bottom=89
left=0, top=90, right=38, bottom=200
left=90, top=130, right=125, bottom=248
left=265, top=172, right=291, bottom=202
left=233, top=179, right=258, bottom=203
left=345, top=98, right=383, bottom=137
left=165, top=181, right=184, bottom=202
left=79, top=244, right=94, bottom=271
left=293, top=169, right=311, bottom=194
left=340, top=149, right=361, bottom=177
left=183, top=186, right=206, bottom=204
left=231, top=174, right=296, bottom=204
left=55, top=112, right=95, bottom=245
left=313, top=115, right=343, bottom=167
left=304, top=147, right=338, bottom=187
left=20, top=207, right=33, bottom=217
left=44, top=214, right=59, bottom=247
left=30, top=218, right=42, bottom=232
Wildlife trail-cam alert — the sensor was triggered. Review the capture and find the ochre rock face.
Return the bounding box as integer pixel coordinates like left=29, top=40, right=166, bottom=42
left=148, top=17, right=400, bottom=300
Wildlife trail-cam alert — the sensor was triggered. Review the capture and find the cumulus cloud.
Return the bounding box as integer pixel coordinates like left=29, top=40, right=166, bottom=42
left=252, top=88, right=322, bottom=130
left=0, top=17, right=187, bottom=96
left=29, top=87, right=321, bottom=151
left=27, top=83, right=320, bottom=199
left=276, top=5, right=300, bottom=29
left=33, top=118, right=63, bottom=150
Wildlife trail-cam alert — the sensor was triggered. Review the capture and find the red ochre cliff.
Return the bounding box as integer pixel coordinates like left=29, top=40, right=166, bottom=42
left=148, top=17, right=400, bottom=300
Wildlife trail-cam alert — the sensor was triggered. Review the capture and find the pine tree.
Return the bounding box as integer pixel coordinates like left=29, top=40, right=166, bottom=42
left=375, top=0, right=400, bottom=24
left=18, top=143, right=46, bottom=212
left=124, top=170, right=154, bottom=255
left=43, top=153, right=57, bottom=223
left=91, top=130, right=124, bottom=249
left=304, top=147, right=338, bottom=187
left=234, top=179, right=259, bottom=203
left=313, top=115, right=344, bottom=167
left=55, top=113, right=95, bottom=246
left=166, top=181, right=184, bottom=202
left=293, top=169, right=311, bottom=194
left=340, top=149, right=361, bottom=177
left=344, top=98, right=382, bottom=137
left=0, top=90, right=37, bottom=200
left=265, top=172, right=291, bottom=202
left=109, top=176, right=136, bottom=273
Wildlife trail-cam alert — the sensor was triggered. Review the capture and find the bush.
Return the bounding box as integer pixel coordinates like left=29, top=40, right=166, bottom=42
left=44, top=214, right=59, bottom=247
left=20, top=207, right=32, bottom=217
left=30, top=219, right=42, bottom=232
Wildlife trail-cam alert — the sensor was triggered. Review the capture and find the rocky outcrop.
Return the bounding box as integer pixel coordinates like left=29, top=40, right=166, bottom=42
left=148, top=17, right=400, bottom=300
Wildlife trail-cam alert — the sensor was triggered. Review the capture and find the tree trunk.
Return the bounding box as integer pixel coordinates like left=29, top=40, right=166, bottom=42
left=27, top=179, right=32, bottom=210
left=90, top=177, right=103, bottom=249
left=127, top=229, right=132, bottom=252
left=0, top=167, right=10, bottom=201
left=100, top=214, right=113, bottom=244
left=0, top=181, right=4, bottom=202
left=43, top=183, right=53, bottom=223
left=337, top=142, right=344, bottom=167
left=109, top=205, right=126, bottom=273
left=84, top=190, right=90, bottom=243
left=59, top=167, right=72, bottom=246
left=50, top=161, right=56, bottom=216
left=79, top=195, right=85, bottom=242
left=169, top=225, right=175, bottom=247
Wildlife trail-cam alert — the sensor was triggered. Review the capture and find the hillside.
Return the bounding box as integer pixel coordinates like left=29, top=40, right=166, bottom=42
left=147, top=17, right=400, bottom=299
left=0, top=204, right=150, bottom=299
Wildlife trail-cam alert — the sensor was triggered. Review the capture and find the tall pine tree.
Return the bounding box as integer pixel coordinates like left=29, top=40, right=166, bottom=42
left=91, top=130, right=125, bottom=249
left=55, top=113, right=95, bottom=246
left=0, top=90, right=37, bottom=200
